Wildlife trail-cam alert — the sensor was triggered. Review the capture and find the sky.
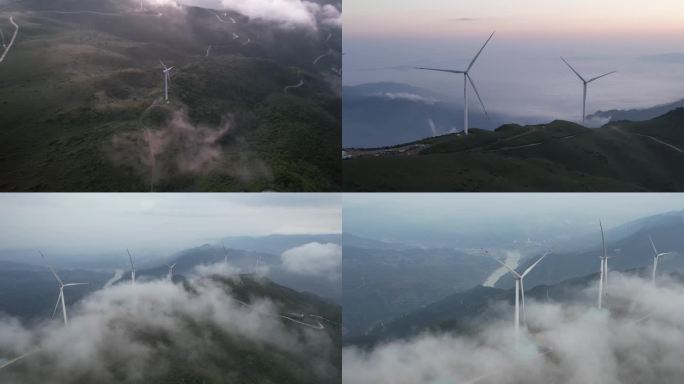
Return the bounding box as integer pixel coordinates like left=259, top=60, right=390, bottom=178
left=344, top=193, right=684, bottom=248
left=344, top=0, right=684, bottom=125
left=0, top=193, right=341, bottom=255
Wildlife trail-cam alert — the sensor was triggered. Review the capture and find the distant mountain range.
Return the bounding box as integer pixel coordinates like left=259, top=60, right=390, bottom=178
left=588, top=97, right=684, bottom=123
left=498, top=210, right=684, bottom=290
left=344, top=108, right=684, bottom=191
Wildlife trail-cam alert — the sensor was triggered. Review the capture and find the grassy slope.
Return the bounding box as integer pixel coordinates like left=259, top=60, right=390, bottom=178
left=0, top=10, right=340, bottom=191
left=343, top=113, right=684, bottom=191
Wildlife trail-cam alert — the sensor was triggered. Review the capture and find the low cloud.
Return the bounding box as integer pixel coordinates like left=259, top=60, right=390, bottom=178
left=0, top=276, right=337, bottom=383
left=281, top=242, right=341, bottom=279
left=193, top=260, right=242, bottom=277
left=376, top=92, right=437, bottom=104
left=344, top=273, right=684, bottom=384
left=217, top=0, right=341, bottom=30
left=111, top=109, right=271, bottom=189
left=448, top=17, right=480, bottom=22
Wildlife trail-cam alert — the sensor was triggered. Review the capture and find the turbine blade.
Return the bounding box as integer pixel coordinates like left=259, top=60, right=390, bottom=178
left=495, top=258, right=521, bottom=278
left=467, top=74, right=489, bottom=120
left=51, top=292, right=62, bottom=319
left=561, top=57, right=585, bottom=82
left=599, top=220, right=607, bottom=258
left=127, top=249, right=135, bottom=270
left=159, top=60, right=167, bottom=69
left=467, top=31, right=495, bottom=72
left=521, top=251, right=549, bottom=278
left=39, top=251, right=63, bottom=286
left=587, top=71, right=617, bottom=83
left=649, top=234, right=659, bottom=256
left=416, top=67, right=465, bottom=74
left=63, top=283, right=88, bottom=287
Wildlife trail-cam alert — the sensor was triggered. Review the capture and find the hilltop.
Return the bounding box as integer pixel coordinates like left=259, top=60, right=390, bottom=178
left=343, top=108, right=684, bottom=191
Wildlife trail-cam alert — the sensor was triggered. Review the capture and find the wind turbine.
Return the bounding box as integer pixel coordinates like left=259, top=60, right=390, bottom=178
left=166, top=263, right=176, bottom=280
left=127, top=249, right=136, bottom=285
left=598, top=221, right=611, bottom=309
left=495, top=251, right=549, bottom=344
left=649, top=234, right=675, bottom=284
left=254, top=256, right=261, bottom=274
left=561, top=57, right=616, bottom=126
left=221, top=241, right=229, bottom=266
left=140, top=0, right=144, bottom=11
left=416, top=32, right=494, bottom=135
left=160, top=60, right=174, bottom=103
left=39, top=252, right=88, bottom=326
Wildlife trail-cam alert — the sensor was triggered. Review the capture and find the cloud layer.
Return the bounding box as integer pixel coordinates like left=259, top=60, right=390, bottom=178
left=344, top=273, right=684, bottom=384
left=0, top=276, right=337, bottom=383
left=282, top=242, right=342, bottom=279
left=219, top=0, right=341, bottom=29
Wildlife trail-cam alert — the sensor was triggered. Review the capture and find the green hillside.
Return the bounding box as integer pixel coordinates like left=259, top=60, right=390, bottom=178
left=0, top=2, right=341, bottom=191
left=343, top=109, right=684, bottom=191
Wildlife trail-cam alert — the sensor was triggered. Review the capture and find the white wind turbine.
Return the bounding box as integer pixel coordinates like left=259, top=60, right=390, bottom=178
left=160, top=60, right=174, bottom=103
left=39, top=252, right=88, bottom=326
left=649, top=234, right=675, bottom=284
left=221, top=241, right=229, bottom=266
left=416, top=32, right=494, bottom=135
left=496, top=251, right=549, bottom=344
left=127, top=249, right=136, bottom=285
left=166, top=263, right=176, bottom=280
left=561, top=57, right=616, bottom=126
left=598, top=220, right=611, bottom=309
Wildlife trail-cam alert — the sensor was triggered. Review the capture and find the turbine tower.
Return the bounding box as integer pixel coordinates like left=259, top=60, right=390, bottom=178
left=40, top=252, right=87, bottom=326
left=254, top=255, right=262, bottom=275
left=598, top=221, right=610, bottom=309
left=166, top=263, right=176, bottom=280
left=649, top=234, right=675, bottom=284
left=561, top=57, right=616, bottom=126
left=160, top=60, right=174, bottom=103
left=222, top=241, right=229, bottom=266
left=496, top=251, right=549, bottom=344
left=127, top=249, right=136, bottom=285
left=416, top=32, right=494, bottom=135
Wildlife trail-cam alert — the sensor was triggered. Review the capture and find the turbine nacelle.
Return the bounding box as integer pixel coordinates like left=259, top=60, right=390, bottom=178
left=561, top=57, right=616, bottom=125
left=649, top=234, right=678, bottom=284
left=415, top=31, right=495, bottom=135
left=39, top=251, right=88, bottom=326
left=493, top=249, right=550, bottom=345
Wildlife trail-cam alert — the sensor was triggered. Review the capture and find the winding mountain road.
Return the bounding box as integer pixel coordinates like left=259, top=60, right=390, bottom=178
left=0, top=16, right=19, bottom=64
left=635, top=133, right=684, bottom=155
left=284, top=79, right=304, bottom=93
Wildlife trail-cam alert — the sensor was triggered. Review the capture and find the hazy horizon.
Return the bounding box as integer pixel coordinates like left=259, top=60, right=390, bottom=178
left=0, top=194, right=341, bottom=257
left=344, top=194, right=684, bottom=248
left=344, top=0, right=684, bottom=127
